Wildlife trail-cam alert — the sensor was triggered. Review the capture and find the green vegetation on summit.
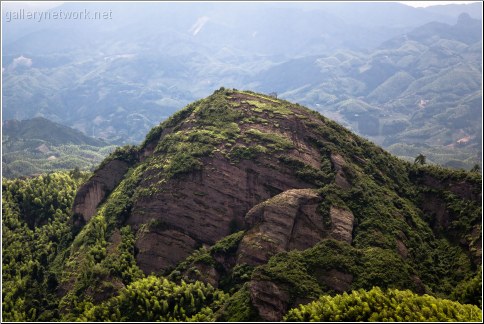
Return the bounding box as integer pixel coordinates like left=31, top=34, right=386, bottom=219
left=2, top=89, right=482, bottom=322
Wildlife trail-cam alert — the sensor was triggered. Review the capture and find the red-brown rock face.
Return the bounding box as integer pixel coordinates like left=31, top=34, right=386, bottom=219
left=130, top=156, right=316, bottom=274
left=236, top=189, right=355, bottom=267
left=249, top=279, right=291, bottom=322
left=237, top=189, right=323, bottom=266
left=73, top=159, right=130, bottom=222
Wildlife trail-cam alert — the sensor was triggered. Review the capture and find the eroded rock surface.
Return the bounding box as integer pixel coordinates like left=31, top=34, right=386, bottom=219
left=329, top=206, right=354, bottom=244
left=237, top=189, right=323, bottom=266
left=249, top=279, right=290, bottom=322
left=129, top=157, right=316, bottom=273
left=236, top=190, right=356, bottom=267
left=135, top=230, right=199, bottom=275
left=331, top=153, right=351, bottom=189
left=73, top=159, right=130, bottom=222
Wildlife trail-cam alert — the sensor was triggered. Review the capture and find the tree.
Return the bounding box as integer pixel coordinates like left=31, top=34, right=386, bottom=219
left=283, top=287, right=482, bottom=322
left=414, top=153, right=426, bottom=165
left=470, top=164, right=480, bottom=173
left=70, top=167, right=82, bottom=179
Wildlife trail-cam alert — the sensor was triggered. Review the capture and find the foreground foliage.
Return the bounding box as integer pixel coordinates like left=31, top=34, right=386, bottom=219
left=2, top=171, right=89, bottom=321
left=284, top=287, right=482, bottom=322
left=79, top=276, right=227, bottom=321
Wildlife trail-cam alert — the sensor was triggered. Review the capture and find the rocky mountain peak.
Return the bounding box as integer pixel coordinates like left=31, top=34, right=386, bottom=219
left=68, top=88, right=481, bottom=321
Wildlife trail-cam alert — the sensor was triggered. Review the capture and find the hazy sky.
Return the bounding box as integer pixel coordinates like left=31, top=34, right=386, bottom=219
left=1, top=1, right=480, bottom=11
left=2, top=1, right=63, bottom=11
left=399, top=1, right=479, bottom=7
left=2, top=1, right=478, bottom=10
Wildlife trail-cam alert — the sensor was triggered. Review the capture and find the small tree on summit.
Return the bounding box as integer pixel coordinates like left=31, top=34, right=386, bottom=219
left=414, top=153, right=426, bottom=165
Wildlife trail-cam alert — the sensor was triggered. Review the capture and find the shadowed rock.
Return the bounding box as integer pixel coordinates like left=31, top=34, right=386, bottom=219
left=73, top=159, right=130, bottom=222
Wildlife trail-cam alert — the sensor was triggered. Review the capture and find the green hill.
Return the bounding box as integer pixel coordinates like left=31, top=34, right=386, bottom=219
left=2, top=89, right=482, bottom=321
left=2, top=117, right=115, bottom=178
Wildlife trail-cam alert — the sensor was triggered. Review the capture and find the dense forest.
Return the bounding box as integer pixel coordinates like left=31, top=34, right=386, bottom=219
left=2, top=89, right=482, bottom=322
left=1, top=172, right=481, bottom=321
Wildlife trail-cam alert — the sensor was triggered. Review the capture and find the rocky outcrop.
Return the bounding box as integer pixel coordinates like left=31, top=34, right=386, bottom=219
left=73, top=159, right=130, bottom=222
left=236, top=189, right=323, bottom=266
left=249, top=279, right=290, bottom=322
left=128, top=156, right=316, bottom=273
left=331, top=153, right=351, bottom=189
left=236, top=190, right=356, bottom=267
left=135, top=230, right=199, bottom=275
left=329, top=206, right=354, bottom=244
left=238, top=199, right=354, bottom=321
left=396, top=239, right=409, bottom=259
left=236, top=195, right=355, bottom=321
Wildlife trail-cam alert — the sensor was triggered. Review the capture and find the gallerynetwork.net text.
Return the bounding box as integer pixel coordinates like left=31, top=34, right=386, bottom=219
left=5, top=9, right=113, bottom=22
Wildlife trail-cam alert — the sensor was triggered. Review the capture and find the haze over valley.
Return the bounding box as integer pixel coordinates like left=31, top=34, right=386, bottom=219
left=2, top=1, right=482, bottom=170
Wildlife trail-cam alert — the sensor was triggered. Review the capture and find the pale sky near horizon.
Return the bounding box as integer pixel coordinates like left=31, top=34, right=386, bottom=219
left=398, top=1, right=479, bottom=7
left=1, top=1, right=480, bottom=11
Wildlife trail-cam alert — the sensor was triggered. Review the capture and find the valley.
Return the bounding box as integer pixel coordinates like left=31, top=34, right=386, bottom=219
left=2, top=2, right=482, bottom=168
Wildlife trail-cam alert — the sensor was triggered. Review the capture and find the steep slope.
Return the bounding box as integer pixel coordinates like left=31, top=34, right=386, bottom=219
left=58, top=89, right=480, bottom=321
left=2, top=117, right=114, bottom=178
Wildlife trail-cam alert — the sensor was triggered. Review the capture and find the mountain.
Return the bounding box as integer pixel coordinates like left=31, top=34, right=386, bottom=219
left=2, top=117, right=115, bottom=178
left=2, top=2, right=482, bottom=168
left=3, top=89, right=481, bottom=321
left=422, top=2, right=483, bottom=21
left=3, top=117, right=106, bottom=146
left=266, top=14, right=482, bottom=169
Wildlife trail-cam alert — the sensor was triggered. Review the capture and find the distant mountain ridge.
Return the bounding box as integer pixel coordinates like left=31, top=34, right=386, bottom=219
left=261, top=13, right=482, bottom=169
left=3, top=117, right=107, bottom=147
left=2, top=117, right=114, bottom=178
left=2, top=2, right=482, bottom=159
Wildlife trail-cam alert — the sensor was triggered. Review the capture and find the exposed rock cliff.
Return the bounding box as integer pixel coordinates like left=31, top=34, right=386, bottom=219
left=237, top=189, right=323, bottom=266
left=130, top=156, right=314, bottom=273
left=73, top=159, right=131, bottom=222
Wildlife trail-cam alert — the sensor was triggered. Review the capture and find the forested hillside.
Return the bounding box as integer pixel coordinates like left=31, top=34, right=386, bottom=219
left=2, top=89, right=481, bottom=321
